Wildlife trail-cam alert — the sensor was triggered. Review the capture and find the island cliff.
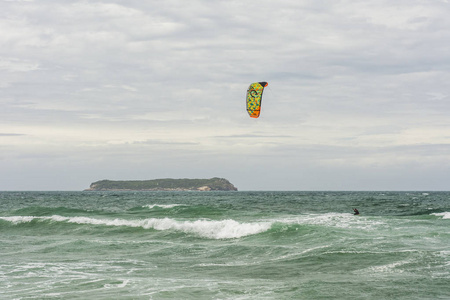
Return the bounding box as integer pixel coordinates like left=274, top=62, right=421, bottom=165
left=84, top=177, right=238, bottom=191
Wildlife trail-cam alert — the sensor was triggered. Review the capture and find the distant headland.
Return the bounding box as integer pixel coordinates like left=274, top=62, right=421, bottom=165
left=84, top=177, right=238, bottom=191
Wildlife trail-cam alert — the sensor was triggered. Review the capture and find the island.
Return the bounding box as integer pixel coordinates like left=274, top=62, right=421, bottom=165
left=84, top=177, right=238, bottom=191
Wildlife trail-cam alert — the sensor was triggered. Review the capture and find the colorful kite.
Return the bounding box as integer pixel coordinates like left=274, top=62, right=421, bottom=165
left=246, top=82, right=268, bottom=118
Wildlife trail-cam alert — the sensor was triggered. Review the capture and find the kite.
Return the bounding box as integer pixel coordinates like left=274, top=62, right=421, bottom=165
left=246, top=82, right=268, bottom=118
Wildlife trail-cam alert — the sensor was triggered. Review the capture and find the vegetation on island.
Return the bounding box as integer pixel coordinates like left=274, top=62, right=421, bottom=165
left=85, top=177, right=238, bottom=191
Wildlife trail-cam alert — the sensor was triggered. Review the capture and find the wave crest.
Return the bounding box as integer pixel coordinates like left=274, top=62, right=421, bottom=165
left=432, top=212, right=450, bottom=219
left=142, top=204, right=185, bottom=209
left=0, top=216, right=271, bottom=239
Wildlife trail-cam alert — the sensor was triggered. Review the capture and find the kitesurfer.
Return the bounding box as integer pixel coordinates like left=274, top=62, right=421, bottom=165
left=353, top=208, right=359, bottom=215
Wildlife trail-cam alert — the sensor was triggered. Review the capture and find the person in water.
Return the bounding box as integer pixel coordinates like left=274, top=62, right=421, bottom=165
left=353, top=208, right=359, bottom=215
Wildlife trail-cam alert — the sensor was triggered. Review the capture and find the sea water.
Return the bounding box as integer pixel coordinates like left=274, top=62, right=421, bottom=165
left=0, top=191, right=449, bottom=299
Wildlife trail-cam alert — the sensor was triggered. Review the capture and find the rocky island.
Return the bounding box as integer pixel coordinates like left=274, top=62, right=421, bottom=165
left=84, top=177, right=238, bottom=191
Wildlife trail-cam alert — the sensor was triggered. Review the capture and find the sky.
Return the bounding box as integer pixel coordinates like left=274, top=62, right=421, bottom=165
left=1, top=0, right=450, bottom=191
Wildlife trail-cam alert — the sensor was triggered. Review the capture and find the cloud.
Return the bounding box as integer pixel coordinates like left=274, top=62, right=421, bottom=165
left=0, top=133, right=26, bottom=136
left=0, top=58, right=39, bottom=72
left=1, top=0, right=449, bottom=190
left=214, top=134, right=292, bottom=139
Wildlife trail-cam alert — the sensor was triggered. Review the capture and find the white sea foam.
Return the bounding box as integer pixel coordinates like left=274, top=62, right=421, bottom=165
left=104, top=279, right=130, bottom=289
left=276, top=213, right=385, bottom=230
left=0, top=216, right=35, bottom=224
left=432, top=212, right=450, bottom=219
left=0, top=215, right=271, bottom=239
left=364, top=260, right=409, bottom=274
left=142, top=204, right=185, bottom=209
left=140, top=218, right=271, bottom=239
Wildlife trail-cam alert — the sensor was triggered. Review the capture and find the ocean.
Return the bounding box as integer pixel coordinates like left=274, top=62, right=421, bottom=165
left=0, top=191, right=449, bottom=299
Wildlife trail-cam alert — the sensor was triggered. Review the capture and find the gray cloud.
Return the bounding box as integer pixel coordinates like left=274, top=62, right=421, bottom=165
left=0, top=133, right=26, bottom=136
left=1, top=0, right=449, bottom=190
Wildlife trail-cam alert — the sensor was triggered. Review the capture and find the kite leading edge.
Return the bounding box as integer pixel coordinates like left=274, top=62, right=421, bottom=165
left=246, top=82, right=268, bottom=118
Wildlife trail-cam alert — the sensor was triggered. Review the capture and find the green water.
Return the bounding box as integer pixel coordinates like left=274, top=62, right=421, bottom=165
left=1, top=191, right=449, bottom=299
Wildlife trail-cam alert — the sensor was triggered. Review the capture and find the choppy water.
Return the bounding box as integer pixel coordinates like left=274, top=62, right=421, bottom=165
left=1, top=191, right=449, bottom=299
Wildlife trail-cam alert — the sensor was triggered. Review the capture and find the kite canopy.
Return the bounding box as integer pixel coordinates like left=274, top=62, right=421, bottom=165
left=246, top=82, right=268, bottom=118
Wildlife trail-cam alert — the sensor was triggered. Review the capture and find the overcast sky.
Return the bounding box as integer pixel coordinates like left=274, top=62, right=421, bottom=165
left=1, top=0, right=449, bottom=191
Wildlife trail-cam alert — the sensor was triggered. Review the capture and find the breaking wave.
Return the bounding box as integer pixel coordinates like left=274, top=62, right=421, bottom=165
left=432, top=212, right=450, bottom=219
left=0, top=216, right=272, bottom=239
left=142, top=204, right=186, bottom=209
